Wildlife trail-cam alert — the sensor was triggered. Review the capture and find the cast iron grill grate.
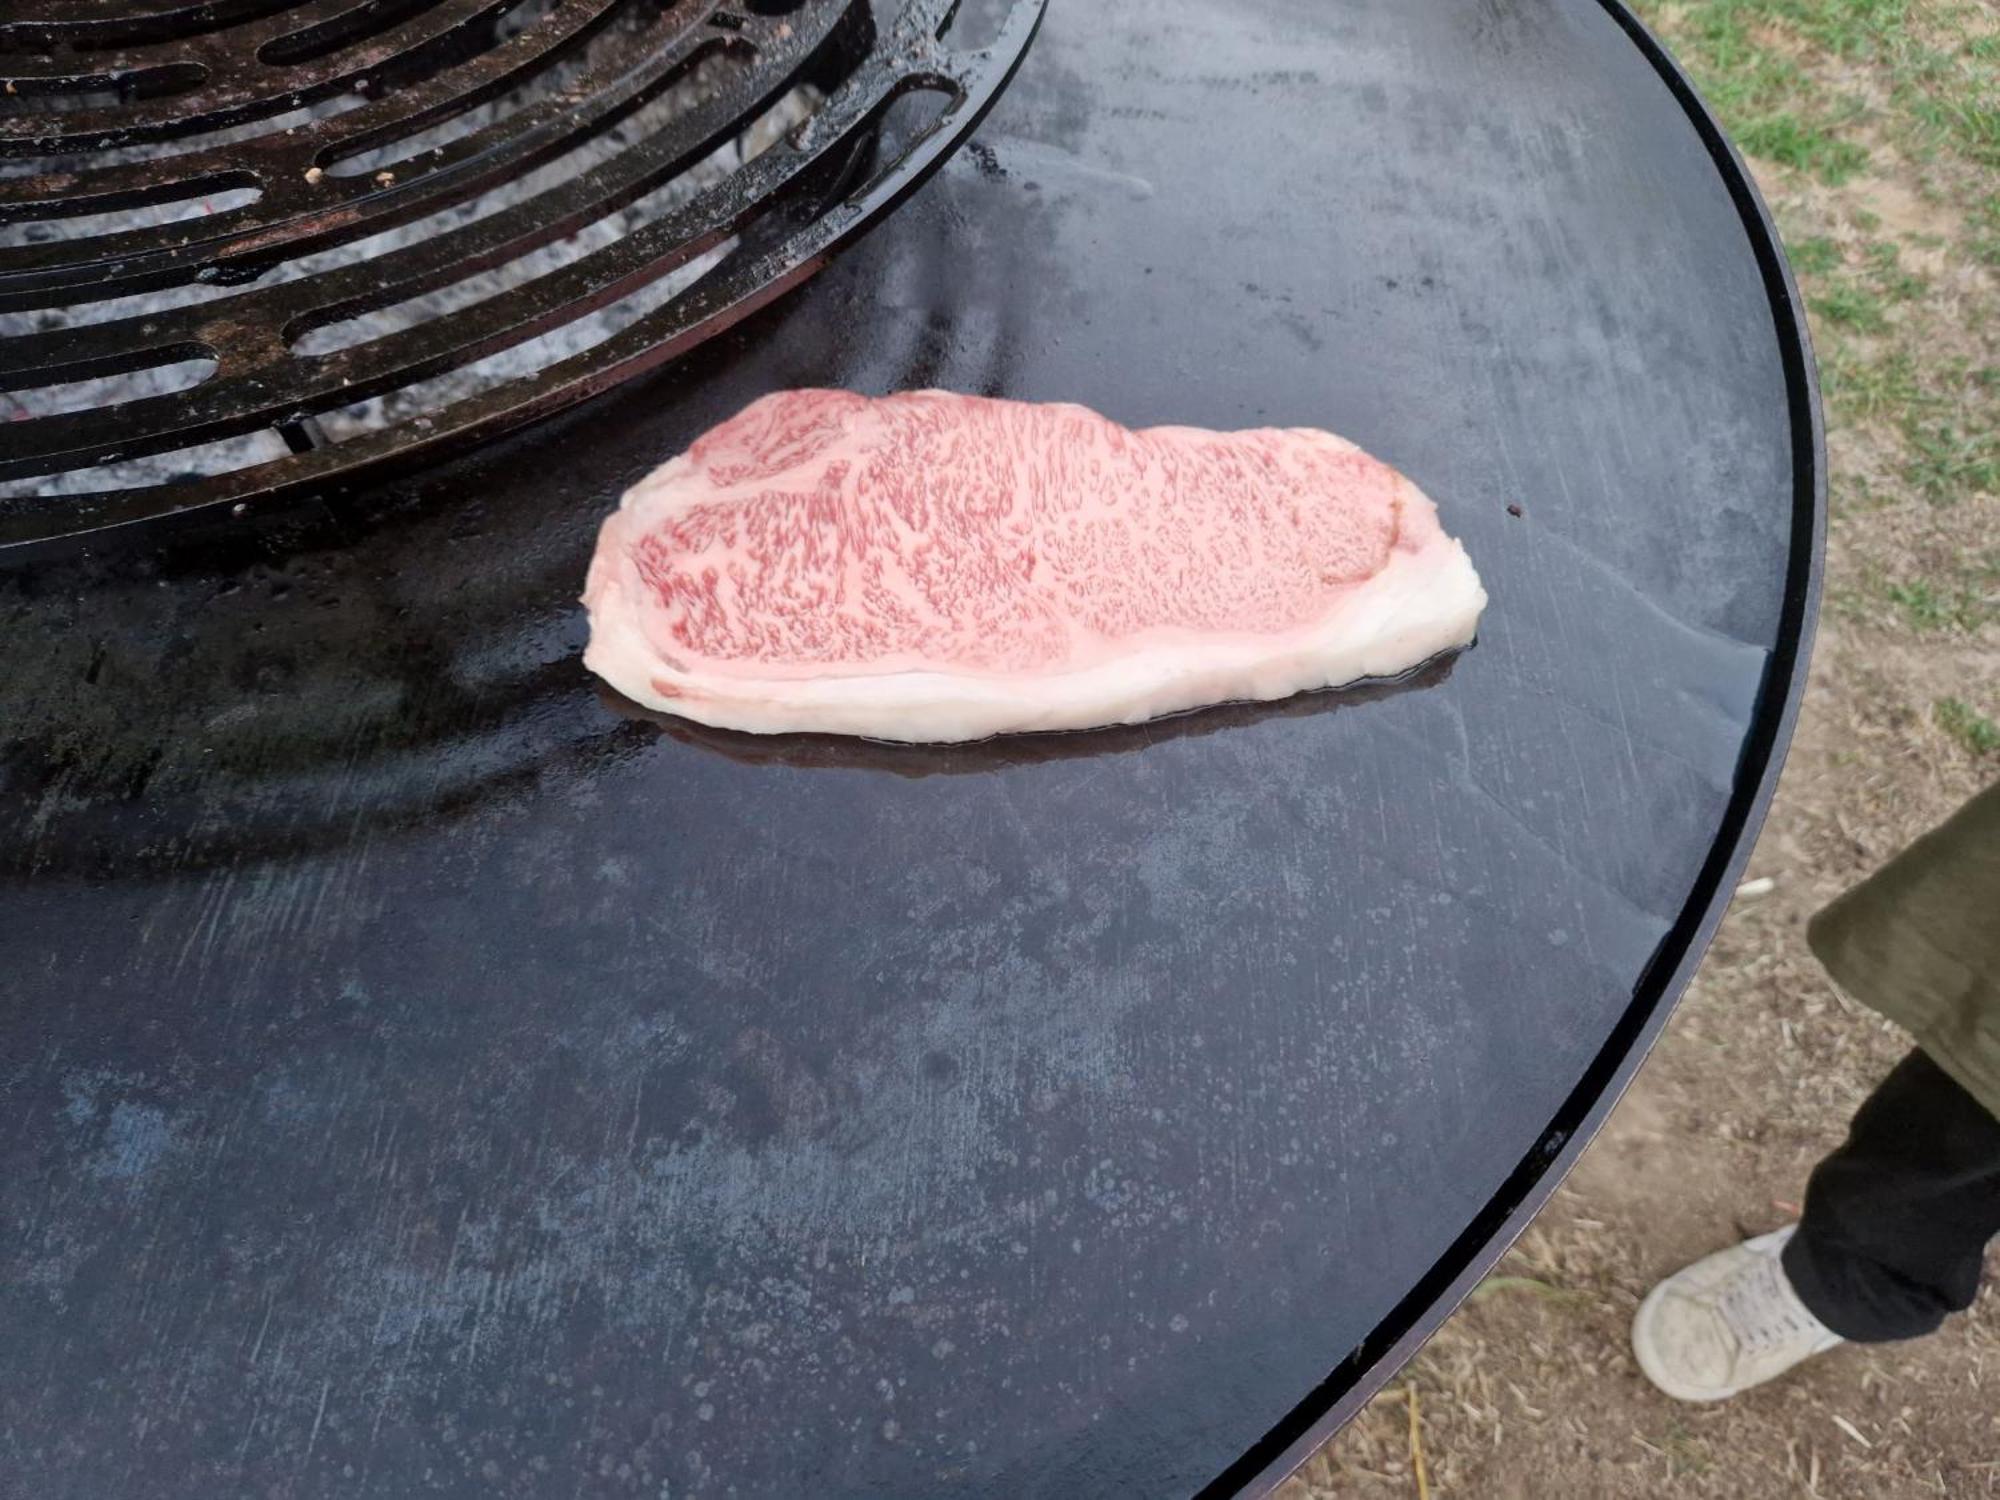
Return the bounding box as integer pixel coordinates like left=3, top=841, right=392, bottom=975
left=0, top=0, right=1043, bottom=549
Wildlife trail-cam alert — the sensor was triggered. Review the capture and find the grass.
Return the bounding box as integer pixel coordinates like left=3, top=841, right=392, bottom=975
left=1761, top=0, right=1911, bottom=56
left=1664, top=3, right=1877, bottom=183
left=1658, top=1419, right=1712, bottom=1478
left=1935, top=696, right=2000, bottom=756
left=1736, top=115, right=1873, bottom=181
left=1814, top=281, right=1890, bottom=331
left=1906, top=421, right=2000, bottom=502
left=1466, top=1275, right=1589, bottom=1308
left=1652, top=0, right=2000, bottom=513
left=1973, top=195, right=2000, bottom=266
left=1815, top=353, right=2000, bottom=512
left=1911, top=92, right=2000, bottom=164
left=1788, top=234, right=1844, bottom=274
left=1884, top=567, right=1998, bottom=632
left=1820, top=345, right=1923, bottom=423
left=1862, top=240, right=1928, bottom=300
left=1799, top=241, right=1928, bottom=335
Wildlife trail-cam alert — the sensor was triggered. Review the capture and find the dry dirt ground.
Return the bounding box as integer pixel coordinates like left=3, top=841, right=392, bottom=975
left=1286, top=2, right=2000, bottom=1496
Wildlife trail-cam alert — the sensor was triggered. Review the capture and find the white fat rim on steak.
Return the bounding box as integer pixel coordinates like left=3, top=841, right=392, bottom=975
left=584, top=513, right=1487, bottom=743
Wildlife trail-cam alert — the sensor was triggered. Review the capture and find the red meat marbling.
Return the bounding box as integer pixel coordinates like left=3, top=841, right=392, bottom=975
left=584, top=390, right=1487, bottom=742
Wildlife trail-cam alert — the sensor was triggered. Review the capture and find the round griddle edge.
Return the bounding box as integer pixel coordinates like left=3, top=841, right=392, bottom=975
left=1223, top=5, right=1826, bottom=1491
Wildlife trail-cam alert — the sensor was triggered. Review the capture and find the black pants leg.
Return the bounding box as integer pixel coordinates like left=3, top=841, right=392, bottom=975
left=1782, top=1048, right=2000, bottom=1343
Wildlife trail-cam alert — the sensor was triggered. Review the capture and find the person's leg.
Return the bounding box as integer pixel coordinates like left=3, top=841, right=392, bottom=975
left=1633, top=1046, right=2000, bottom=1401
left=1782, top=1046, right=2000, bottom=1342
left=1637, top=786, right=2000, bottom=1401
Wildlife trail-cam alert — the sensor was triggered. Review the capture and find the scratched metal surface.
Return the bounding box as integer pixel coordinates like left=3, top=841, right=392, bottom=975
left=0, top=2, right=1811, bottom=1496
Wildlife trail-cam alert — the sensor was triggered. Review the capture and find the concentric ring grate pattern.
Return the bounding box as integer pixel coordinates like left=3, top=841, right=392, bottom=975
left=0, top=0, right=1045, bottom=548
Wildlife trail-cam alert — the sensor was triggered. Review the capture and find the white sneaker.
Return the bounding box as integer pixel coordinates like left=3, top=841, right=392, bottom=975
left=1632, top=1226, right=1844, bottom=1401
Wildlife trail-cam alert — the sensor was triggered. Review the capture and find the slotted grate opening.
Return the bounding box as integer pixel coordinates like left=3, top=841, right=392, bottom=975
left=0, top=0, right=1045, bottom=546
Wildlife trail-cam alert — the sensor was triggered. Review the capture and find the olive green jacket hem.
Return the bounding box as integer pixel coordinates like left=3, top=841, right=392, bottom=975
left=1807, top=782, right=2000, bottom=1122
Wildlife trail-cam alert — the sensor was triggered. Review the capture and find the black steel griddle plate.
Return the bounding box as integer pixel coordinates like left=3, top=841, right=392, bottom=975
left=0, top=2, right=1820, bottom=1497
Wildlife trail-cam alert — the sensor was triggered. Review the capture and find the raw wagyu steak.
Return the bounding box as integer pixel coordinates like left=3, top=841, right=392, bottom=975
left=583, top=390, right=1486, bottom=742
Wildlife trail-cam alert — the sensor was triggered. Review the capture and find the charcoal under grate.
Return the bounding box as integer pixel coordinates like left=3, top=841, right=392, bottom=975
left=0, top=0, right=1043, bottom=549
